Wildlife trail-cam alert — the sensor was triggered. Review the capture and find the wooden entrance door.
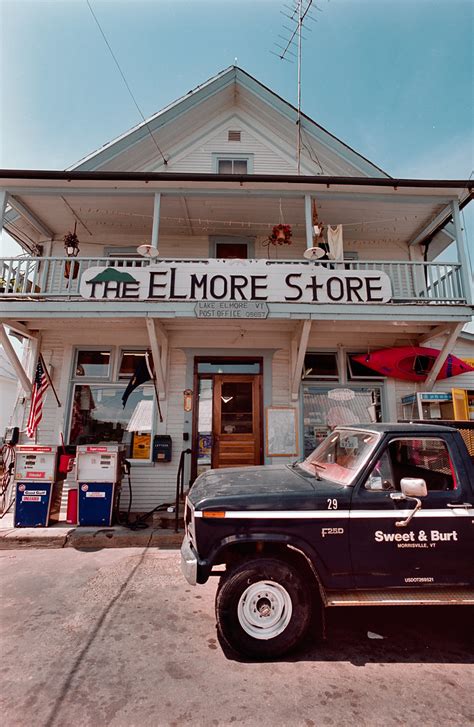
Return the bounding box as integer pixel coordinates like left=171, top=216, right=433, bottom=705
left=212, top=375, right=262, bottom=468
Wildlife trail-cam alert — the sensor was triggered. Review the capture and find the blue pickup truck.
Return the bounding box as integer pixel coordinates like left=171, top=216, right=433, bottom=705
left=181, top=423, right=474, bottom=658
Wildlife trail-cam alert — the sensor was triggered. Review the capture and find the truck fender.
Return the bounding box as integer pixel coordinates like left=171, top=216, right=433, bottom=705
left=208, top=532, right=328, bottom=604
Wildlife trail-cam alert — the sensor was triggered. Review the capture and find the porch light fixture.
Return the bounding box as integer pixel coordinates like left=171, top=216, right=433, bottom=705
left=63, top=222, right=80, bottom=257
left=137, top=244, right=159, bottom=258
left=303, top=246, right=326, bottom=260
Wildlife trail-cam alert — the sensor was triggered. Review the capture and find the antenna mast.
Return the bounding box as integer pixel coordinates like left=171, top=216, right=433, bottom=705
left=271, top=1, right=315, bottom=175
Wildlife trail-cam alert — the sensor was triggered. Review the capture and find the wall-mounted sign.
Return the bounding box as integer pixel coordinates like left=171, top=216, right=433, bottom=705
left=194, top=301, right=269, bottom=319
left=79, top=260, right=392, bottom=305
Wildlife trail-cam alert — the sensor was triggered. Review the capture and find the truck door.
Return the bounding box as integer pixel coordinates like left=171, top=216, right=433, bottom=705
left=349, top=434, right=474, bottom=588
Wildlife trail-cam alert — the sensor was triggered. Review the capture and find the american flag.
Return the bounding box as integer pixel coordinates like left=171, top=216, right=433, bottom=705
left=25, top=358, right=49, bottom=439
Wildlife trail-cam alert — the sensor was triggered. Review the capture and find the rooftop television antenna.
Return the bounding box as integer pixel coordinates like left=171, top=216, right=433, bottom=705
left=271, top=1, right=319, bottom=174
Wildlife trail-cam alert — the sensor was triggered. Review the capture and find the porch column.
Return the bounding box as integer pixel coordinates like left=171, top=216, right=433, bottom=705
left=0, top=323, right=32, bottom=396
left=0, top=189, right=7, bottom=230
left=423, top=322, right=464, bottom=390
left=304, top=194, right=313, bottom=251
left=451, top=200, right=473, bottom=305
left=151, top=193, right=161, bottom=251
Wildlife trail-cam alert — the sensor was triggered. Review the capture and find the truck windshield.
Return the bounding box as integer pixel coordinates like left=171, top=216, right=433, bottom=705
left=299, top=429, right=380, bottom=486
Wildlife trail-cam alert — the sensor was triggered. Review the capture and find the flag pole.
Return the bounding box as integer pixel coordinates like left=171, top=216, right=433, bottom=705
left=152, top=377, right=163, bottom=423
left=39, top=353, right=62, bottom=407
left=145, top=349, right=163, bottom=423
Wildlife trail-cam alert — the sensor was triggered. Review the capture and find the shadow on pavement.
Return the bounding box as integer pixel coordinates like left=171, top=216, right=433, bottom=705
left=221, top=605, right=474, bottom=665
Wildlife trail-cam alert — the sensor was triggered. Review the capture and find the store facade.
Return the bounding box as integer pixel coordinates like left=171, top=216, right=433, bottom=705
left=1, top=67, right=472, bottom=511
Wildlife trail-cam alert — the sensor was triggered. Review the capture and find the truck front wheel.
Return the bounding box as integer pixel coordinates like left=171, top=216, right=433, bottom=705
left=215, top=558, right=312, bottom=659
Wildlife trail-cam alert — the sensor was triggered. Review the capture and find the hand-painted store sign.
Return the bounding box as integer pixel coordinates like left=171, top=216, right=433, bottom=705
left=79, top=261, right=392, bottom=304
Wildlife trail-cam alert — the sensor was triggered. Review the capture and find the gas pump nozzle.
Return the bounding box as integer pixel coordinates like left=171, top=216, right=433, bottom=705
left=122, top=459, right=131, bottom=476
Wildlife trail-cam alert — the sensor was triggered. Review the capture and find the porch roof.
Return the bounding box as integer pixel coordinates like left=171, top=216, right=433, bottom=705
left=1, top=171, right=472, bottom=253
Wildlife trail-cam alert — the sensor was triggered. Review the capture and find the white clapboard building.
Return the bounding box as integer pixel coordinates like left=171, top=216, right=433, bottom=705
left=0, top=66, right=472, bottom=510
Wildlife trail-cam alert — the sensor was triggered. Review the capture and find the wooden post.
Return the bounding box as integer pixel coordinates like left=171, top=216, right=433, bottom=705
left=451, top=200, right=473, bottom=306
left=423, top=323, right=463, bottom=390
left=0, top=323, right=32, bottom=395
left=151, top=193, right=161, bottom=251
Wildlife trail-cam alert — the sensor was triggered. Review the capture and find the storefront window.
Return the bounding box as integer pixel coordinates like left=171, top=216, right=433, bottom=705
left=303, top=353, right=339, bottom=380
left=69, top=384, right=153, bottom=459
left=118, top=350, right=148, bottom=378
left=303, top=385, right=382, bottom=456
left=75, top=350, right=111, bottom=378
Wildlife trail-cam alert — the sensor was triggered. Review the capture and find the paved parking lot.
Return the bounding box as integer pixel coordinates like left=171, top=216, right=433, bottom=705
left=1, top=547, right=472, bottom=727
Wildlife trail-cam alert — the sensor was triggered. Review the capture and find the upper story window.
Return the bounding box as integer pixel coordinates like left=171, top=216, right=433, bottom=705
left=209, top=236, right=254, bottom=259
left=218, top=159, right=247, bottom=174
left=213, top=153, right=253, bottom=175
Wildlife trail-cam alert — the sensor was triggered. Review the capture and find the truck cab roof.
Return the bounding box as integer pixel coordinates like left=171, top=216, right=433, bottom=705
left=340, top=422, right=457, bottom=435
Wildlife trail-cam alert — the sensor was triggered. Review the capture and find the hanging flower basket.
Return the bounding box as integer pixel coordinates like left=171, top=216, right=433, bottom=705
left=267, top=224, right=292, bottom=246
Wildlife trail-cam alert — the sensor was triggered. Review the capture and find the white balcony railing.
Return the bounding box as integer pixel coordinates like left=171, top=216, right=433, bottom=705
left=0, top=256, right=467, bottom=304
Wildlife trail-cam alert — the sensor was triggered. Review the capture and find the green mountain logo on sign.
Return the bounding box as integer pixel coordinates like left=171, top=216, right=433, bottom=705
left=89, top=269, right=138, bottom=284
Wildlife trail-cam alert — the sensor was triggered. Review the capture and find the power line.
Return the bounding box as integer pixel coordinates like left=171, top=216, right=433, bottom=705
left=86, top=0, right=168, bottom=166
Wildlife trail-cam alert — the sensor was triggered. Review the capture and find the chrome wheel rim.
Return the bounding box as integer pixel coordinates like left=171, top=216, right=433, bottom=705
left=237, top=580, right=293, bottom=640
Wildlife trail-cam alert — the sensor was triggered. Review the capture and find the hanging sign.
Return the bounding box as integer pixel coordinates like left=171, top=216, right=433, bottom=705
left=194, top=301, right=269, bottom=319
left=79, top=260, right=392, bottom=305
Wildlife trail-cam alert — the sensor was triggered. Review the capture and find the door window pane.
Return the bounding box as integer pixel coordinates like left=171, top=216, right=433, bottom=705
left=221, top=382, right=253, bottom=434
left=197, top=362, right=261, bottom=374
left=75, top=350, right=111, bottom=378
left=69, top=384, right=153, bottom=460
left=197, top=379, right=213, bottom=476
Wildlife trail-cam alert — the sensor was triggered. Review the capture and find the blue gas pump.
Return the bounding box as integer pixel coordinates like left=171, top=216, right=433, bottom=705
left=75, top=445, right=125, bottom=526
left=14, top=445, right=59, bottom=527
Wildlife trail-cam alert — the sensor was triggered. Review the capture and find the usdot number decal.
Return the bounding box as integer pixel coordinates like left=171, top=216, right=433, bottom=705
left=327, top=498, right=338, bottom=510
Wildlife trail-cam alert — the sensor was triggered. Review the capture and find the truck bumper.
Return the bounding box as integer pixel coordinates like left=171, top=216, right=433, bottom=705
left=181, top=534, right=198, bottom=586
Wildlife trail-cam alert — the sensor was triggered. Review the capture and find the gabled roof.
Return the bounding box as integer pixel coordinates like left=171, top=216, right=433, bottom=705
left=70, top=66, right=391, bottom=178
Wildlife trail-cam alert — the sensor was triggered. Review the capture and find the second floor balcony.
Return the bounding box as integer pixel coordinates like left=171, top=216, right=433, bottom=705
left=0, top=254, right=468, bottom=306
left=0, top=173, right=472, bottom=320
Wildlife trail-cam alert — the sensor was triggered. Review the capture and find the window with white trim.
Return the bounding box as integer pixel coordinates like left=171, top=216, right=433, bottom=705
left=213, top=153, right=253, bottom=174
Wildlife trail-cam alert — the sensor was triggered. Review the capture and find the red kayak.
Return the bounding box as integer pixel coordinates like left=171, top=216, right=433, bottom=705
left=352, top=346, right=474, bottom=382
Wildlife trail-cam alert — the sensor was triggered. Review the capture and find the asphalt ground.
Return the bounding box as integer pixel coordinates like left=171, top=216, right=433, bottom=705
left=0, top=548, right=473, bottom=727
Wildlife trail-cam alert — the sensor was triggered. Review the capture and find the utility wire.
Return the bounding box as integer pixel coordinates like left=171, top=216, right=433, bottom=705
left=86, top=0, right=168, bottom=166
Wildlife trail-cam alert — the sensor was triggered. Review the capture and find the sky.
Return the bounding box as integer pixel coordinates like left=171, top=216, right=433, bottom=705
left=0, top=0, right=472, bottom=257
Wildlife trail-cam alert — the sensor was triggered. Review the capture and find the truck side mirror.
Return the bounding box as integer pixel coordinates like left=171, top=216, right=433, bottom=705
left=400, top=477, right=427, bottom=498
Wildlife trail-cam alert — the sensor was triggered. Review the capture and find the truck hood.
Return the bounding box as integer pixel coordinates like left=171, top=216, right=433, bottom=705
left=188, top=464, right=318, bottom=511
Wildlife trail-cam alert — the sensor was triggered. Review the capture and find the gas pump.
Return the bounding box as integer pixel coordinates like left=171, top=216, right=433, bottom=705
left=13, top=445, right=59, bottom=527
left=75, top=444, right=125, bottom=526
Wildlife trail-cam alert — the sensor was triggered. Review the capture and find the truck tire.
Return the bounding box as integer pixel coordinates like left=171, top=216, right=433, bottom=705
left=215, top=557, right=312, bottom=659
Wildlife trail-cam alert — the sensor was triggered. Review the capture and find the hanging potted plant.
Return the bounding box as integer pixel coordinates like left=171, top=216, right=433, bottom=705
left=64, top=224, right=80, bottom=280
left=267, top=223, right=292, bottom=246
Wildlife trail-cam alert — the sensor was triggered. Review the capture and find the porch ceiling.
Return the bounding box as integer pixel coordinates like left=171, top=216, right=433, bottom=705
left=6, top=316, right=436, bottom=340
left=5, top=190, right=455, bottom=249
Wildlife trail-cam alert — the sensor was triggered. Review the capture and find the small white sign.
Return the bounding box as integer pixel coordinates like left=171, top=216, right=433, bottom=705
left=85, top=492, right=106, bottom=498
